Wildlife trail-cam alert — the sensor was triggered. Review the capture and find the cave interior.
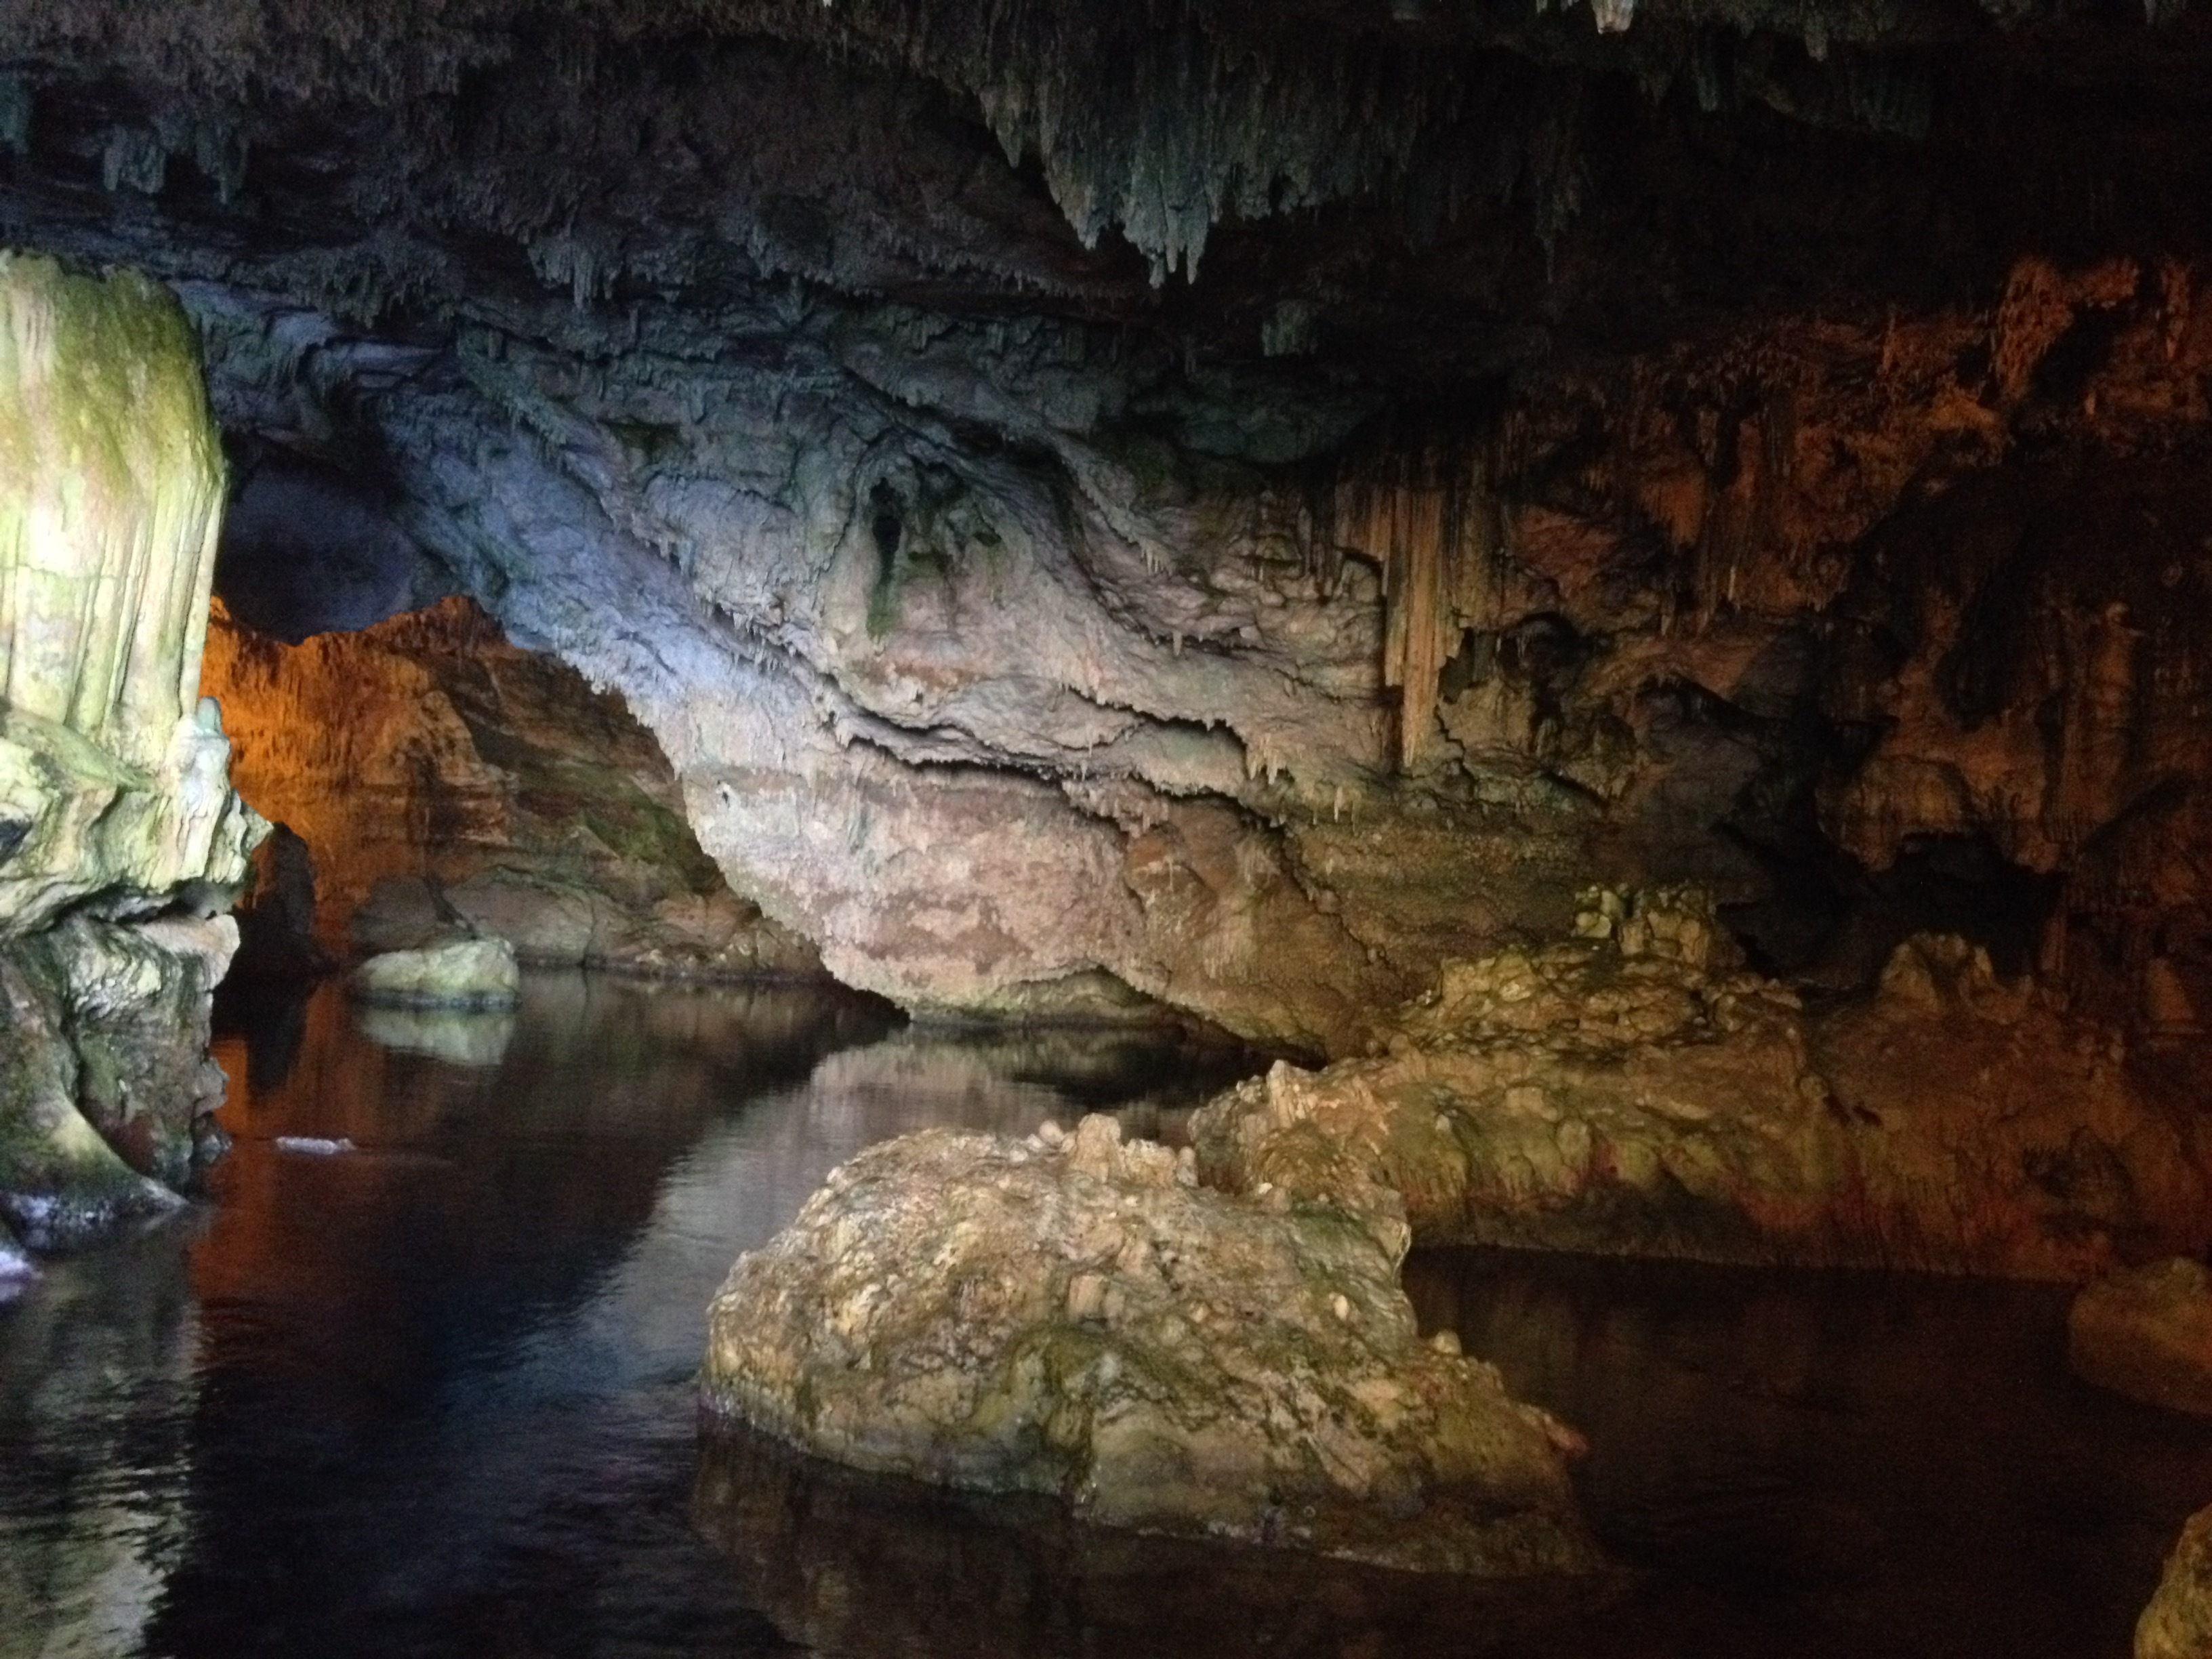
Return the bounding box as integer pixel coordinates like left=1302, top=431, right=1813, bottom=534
left=5, top=0, right=2212, bottom=1653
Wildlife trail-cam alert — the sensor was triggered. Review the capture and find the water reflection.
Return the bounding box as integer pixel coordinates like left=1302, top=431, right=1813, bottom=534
left=0, top=1225, right=201, bottom=1659
left=1405, top=1249, right=2212, bottom=1658
left=693, top=1425, right=1611, bottom=1659
left=2, top=975, right=1258, bottom=1658
left=5, top=978, right=2209, bottom=1659
left=352, top=1003, right=516, bottom=1068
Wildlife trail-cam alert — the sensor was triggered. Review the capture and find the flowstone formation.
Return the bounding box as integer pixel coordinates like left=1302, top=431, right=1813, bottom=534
left=703, top=1113, right=1599, bottom=1574
left=201, top=596, right=822, bottom=981
left=0, top=251, right=262, bottom=1248
left=1192, top=888, right=2210, bottom=1279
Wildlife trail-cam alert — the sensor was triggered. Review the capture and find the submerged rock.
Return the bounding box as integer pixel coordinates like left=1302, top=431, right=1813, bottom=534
left=1192, top=897, right=2209, bottom=1279
left=349, top=937, right=520, bottom=1008
left=2070, top=1259, right=2212, bottom=1416
left=703, top=1113, right=1598, bottom=1574
left=2140, top=1507, right=2212, bottom=1659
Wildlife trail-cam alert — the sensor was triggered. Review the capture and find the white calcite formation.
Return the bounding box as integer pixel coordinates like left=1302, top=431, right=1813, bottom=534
left=703, top=1113, right=1598, bottom=1575
left=0, top=253, right=262, bottom=1247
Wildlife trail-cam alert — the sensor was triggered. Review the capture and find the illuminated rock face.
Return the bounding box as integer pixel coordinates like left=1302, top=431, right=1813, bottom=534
left=0, top=254, right=261, bottom=1246
left=0, top=253, right=259, bottom=935
left=0, top=9, right=2207, bottom=1080
left=704, top=1113, right=1598, bottom=1574
left=201, top=597, right=823, bottom=981
left=1192, top=895, right=2212, bottom=1281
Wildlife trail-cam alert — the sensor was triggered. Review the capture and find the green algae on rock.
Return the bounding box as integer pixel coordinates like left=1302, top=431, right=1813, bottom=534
left=0, top=251, right=262, bottom=1244
left=703, top=1112, right=1599, bottom=1575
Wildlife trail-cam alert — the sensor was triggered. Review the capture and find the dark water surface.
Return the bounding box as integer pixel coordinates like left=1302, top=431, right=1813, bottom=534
left=3, top=975, right=2207, bottom=1658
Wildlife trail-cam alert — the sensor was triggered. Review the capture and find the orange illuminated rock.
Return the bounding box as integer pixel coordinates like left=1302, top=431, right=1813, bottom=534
left=201, top=597, right=821, bottom=981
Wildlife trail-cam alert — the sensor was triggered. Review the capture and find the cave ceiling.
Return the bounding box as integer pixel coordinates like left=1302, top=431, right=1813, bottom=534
left=3, top=0, right=2209, bottom=1049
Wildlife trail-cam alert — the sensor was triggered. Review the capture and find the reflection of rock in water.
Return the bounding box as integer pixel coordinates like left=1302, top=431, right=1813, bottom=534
left=352, top=1002, right=516, bottom=1068
left=693, top=1427, right=1608, bottom=1659
left=0, top=1225, right=200, bottom=1659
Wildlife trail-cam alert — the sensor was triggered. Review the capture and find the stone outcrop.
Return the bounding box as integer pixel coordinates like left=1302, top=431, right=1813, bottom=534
left=201, top=596, right=823, bottom=982
left=1192, top=893, right=2210, bottom=1279
left=349, top=937, right=520, bottom=1010
left=703, top=1113, right=1597, bottom=1574
left=2140, top=1507, right=2212, bottom=1659
left=2071, top=1259, right=2212, bottom=1416
left=0, top=252, right=261, bottom=1251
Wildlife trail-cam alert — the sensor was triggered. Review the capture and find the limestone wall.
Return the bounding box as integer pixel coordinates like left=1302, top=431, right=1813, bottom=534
left=0, top=252, right=262, bottom=1252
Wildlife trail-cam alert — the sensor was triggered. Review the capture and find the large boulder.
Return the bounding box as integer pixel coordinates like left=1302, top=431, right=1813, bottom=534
left=2070, top=1259, right=2212, bottom=1416
left=349, top=936, right=520, bottom=1008
left=1191, top=893, right=2211, bottom=1279
left=2140, top=1507, right=2212, bottom=1659
left=703, top=1113, right=1598, bottom=1575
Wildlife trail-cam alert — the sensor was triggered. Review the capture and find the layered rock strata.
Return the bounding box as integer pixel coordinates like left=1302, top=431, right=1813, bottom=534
left=201, top=597, right=821, bottom=982
left=703, top=1113, right=1598, bottom=1574
left=1192, top=890, right=2209, bottom=1279
left=0, top=251, right=262, bottom=1248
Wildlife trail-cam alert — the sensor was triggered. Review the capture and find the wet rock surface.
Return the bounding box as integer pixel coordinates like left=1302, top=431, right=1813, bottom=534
left=349, top=937, right=520, bottom=1010
left=703, top=1113, right=1598, bottom=1574
left=1193, top=893, right=2211, bottom=1278
left=2072, top=1259, right=2212, bottom=1417
left=2140, top=1507, right=2212, bottom=1659
left=0, top=253, right=262, bottom=1248
left=0, top=914, right=237, bottom=1248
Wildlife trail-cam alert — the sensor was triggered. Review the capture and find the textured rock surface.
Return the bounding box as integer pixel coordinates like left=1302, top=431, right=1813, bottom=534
left=1193, top=895, right=2211, bottom=1279
left=704, top=1113, right=1597, bottom=1574
left=2140, top=1507, right=2212, bottom=1659
left=350, top=937, right=520, bottom=1009
left=0, top=252, right=260, bottom=1247
left=2072, top=1259, right=2212, bottom=1417
left=0, top=253, right=260, bottom=935
left=202, top=596, right=823, bottom=981
left=0, top=914, right=237, bottom=1248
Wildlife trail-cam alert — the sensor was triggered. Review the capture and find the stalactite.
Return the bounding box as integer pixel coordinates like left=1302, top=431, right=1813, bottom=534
left=1314, top=436, right=1503, bottom=769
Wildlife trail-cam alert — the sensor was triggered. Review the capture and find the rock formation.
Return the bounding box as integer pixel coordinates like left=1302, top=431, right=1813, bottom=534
left=0, top=1, right=2200, bottom=1059
left=0, top=251, right=261, bottom=1250
left=2141, top=1507, right=2212, bottom=1659
left=349, top=937, right=520, bottom=1010
left=704, top=1113, right=1598, bottom=1574
left=0, top=0, right=2203, bottom=1261
left=201, top=596, right=822, bottom=981
left=2072, top=1259, right=2212, bottom=1416
left=1192, top=890, right=2210, bottom=1279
